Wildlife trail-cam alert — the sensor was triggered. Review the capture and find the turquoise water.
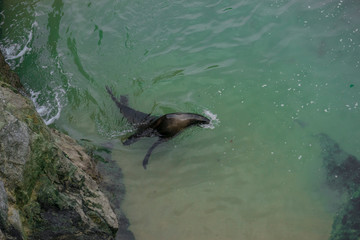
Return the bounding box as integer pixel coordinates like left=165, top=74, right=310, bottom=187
left=1, top=0, right=360, bottom=239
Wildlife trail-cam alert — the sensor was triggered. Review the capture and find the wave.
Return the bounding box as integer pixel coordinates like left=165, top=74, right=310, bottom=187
left=2, top=21, right=38, bottom=68
left=30, top=87, right=65, bottom=125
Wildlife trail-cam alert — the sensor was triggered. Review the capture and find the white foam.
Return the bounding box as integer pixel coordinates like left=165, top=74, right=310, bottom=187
left=3, top=21, right=38, bottom=67
left=0, top=11, right=5, bottom=27
left=45, top=89, right=64, bottom=125
left=203, top=109, right=220, bottom=129
left=29, top=87, right=65, bottom=125
left=110, top=129, right=133, bottom=138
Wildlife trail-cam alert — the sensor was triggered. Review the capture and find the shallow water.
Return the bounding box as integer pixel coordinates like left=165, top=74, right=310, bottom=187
left=1, top=0, right=360, bottom=239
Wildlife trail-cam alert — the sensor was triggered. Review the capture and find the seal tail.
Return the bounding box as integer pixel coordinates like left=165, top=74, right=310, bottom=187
left=106, top=86, right=129, bottom=108
left=105, top=86, right=120, bottom=105
left=105, top=86, right=155, bottom=125
left=120, top=95, right=129, bottom=106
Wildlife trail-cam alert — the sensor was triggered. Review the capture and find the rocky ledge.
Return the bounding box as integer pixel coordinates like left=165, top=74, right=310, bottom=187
left=0, top=51, right=132, bottom=239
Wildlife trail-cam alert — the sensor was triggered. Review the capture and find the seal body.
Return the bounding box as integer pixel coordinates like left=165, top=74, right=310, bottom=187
left=106, top=86, right=210, bottom=169
left=150, top=113, right=210, bottom=138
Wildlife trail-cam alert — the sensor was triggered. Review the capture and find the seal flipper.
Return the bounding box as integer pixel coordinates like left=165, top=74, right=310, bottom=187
left=123, top=134, right=141, bottom=146
left=142, top=138, right=167, bottom=169
left=123, top=124, right=158, bottom=146
left=106, top=86, right=156, bottom=125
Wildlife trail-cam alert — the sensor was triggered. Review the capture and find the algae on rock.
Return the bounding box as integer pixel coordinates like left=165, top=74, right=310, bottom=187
left=0, top=50, right=124, bottom=239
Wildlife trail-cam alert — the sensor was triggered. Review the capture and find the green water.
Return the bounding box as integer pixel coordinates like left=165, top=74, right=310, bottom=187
left=1, top=0, right=360, bottom=239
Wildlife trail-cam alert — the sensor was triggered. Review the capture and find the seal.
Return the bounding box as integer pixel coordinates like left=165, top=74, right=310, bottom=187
left=106, top=86, right=210, bottom=169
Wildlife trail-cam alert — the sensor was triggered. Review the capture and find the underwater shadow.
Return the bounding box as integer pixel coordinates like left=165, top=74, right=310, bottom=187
left=317, top=133, right=360, bottom=240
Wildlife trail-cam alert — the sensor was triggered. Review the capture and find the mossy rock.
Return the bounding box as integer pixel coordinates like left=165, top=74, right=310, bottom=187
left=0, top=83, right=119, bottom=239
left=330, top=190, right=360, bottom=240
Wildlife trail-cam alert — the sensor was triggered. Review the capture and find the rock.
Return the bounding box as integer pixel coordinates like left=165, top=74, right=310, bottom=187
left=0, top=180, right=7, bottom=230
left=95, top=146, right=135, bottom=240
left=0, top=49, right=132, bottom=239
left=330, top=190, right=360, bottom=240
left=7, top=207, right=23, bottom=237
left=0, top=49, right=26, bottom=94
left=317, top=133, right=360, bottom=240
left=52, top=129, right=100, bottom=181
left=0, top=115, right=30, bottom=191
left=318, top=133, right=360, bottom=193
left=0, top=229, right=4, bottom=240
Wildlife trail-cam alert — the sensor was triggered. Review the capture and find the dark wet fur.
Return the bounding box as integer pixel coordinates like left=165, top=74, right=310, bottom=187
left=106, top=86, right=210, bottom=169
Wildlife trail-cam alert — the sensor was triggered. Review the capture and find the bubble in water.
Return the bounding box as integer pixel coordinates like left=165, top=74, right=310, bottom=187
left=202, top=109, right=220, bottom=129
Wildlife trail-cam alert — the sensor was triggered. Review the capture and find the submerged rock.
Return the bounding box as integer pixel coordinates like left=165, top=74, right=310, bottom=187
left=317, top=133, right=360, bottom=240
left=95, top=146, right=135, bottom=240
left=318, top=133, right=360, bottom=193
left=0, top=50, right=133, bottom=239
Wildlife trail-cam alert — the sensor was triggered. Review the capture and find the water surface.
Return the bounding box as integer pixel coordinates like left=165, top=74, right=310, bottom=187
left=1, top=0, right=360, bottom=239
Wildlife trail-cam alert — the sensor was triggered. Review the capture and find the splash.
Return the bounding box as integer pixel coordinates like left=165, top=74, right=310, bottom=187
left=2, top=21, right=38, bottom=68
left=30, top=87, right=65, bottom=125
left=202, top=109, right=220, bottom=129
